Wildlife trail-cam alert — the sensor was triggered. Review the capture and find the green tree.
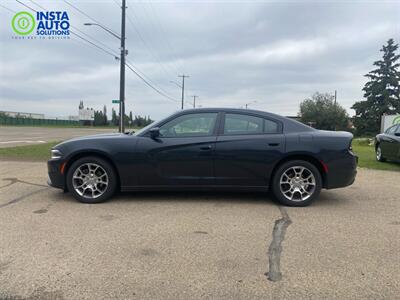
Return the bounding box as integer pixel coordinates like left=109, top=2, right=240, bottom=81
left=103, top=105, right=108, bottom=125
left=129, top=111, right=133, bottom=123
left=352, top=38, right=400, bottom=136
left=299, top=92, right=349, bottom=131
left=111, top=108, right=118, bottom=126
left=94, top=110, right=105, bottom=126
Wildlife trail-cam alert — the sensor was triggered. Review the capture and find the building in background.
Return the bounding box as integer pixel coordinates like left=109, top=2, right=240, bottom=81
left=0, top=110, right=45, bottom=119
left=78, top=101, right=94, bottom=125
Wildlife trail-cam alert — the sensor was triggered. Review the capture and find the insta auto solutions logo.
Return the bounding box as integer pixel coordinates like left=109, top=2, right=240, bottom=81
left=11, top=10, right=70, bottom=39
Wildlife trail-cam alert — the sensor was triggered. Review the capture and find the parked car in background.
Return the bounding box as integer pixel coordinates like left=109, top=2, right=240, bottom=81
left=48, top=108, right=357, bottom=206
left=375, top=124, right=400, bottom=162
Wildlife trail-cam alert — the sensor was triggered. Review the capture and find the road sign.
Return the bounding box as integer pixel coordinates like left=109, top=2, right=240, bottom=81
left=112, top=99, right=120, bottom=104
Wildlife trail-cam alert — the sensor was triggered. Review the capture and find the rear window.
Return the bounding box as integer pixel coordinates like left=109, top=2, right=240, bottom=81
left=386, top=125, right=398, bottom=135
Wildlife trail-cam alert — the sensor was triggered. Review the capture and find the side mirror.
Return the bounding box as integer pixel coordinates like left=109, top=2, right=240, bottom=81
left=395, top=132, right=400, bottom=137
left=149, top=127, right=160, bottom=139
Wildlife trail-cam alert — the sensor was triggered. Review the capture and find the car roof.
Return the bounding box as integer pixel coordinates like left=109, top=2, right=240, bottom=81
left=179, top=107, right=284, bottom=119
left=175, top=107, right=314, bottom=133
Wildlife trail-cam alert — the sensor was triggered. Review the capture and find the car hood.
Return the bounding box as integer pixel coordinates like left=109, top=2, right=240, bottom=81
left=54, top=132, right=134, bottom=148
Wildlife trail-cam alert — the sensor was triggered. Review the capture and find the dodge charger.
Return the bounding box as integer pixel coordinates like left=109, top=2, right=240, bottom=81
left=48, top=108, right=357, bottom=206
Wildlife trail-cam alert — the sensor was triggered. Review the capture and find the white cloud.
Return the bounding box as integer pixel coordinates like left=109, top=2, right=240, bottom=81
left=0, top=0, right=399, bottom=120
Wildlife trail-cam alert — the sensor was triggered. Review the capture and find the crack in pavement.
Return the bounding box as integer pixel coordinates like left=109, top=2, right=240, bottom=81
left=0, top=187, right=49, bottom=209
left=266, top=206, right=292, bottom=282
left=1, top=177, right=48, bottom=189
left=0, top=177, right=18, bottom=189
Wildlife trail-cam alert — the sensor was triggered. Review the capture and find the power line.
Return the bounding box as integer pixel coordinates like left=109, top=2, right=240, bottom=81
left=15, top=0, right=178, bottom=105
left=0, top=3, right=16, bottom=13
left=146, top=0, right=185, bottom=73
left=125, top=58, right=179, bottom=102
left=71, top=31, right=119, bottom=59
left=62, top=0, right=119, bottom=37
left=131, top=1, right=183, bottom=76
left=54, top=1, right=119, bottom=54
left=18, top=0, right=119, bottom=58
left=15, top=0, right=37, bottom=12
left=126, top=12, right=177, bottom=80
left=126, top=2, right=181, bottom=78
left=27, top=0, right=45, bottom=10
left=70, top=25, right=119, bottom=56
left=125, top=63, right=178, bottom=103
left=113, top=0, right=120, bottom=8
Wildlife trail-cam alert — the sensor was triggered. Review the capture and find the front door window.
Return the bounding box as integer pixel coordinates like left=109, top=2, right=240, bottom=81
left=159, top=113, right=218, bottom=137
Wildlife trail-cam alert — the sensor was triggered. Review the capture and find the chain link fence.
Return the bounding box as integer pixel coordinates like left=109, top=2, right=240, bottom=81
left=0, top=115, right=80, bottom=126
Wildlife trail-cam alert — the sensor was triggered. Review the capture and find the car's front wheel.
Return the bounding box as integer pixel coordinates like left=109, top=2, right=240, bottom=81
left=66, top=156, right=117, bottom=203
left=272, top=160, right=322, bottom=207
left=376, top=144, right=386, bottom=162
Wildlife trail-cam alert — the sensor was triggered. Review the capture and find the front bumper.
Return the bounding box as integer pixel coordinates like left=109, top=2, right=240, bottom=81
left=47, top=159, right=66, bottom=190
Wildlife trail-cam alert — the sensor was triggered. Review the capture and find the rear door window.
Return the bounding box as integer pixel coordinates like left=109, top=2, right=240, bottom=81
left=223, top=114, right=263, bottom=135
left=223, top=113, right=279, bottom=135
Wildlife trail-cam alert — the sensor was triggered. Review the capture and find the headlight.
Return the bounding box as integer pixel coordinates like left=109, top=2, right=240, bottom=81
left=51, top=149, right=63, bottom=159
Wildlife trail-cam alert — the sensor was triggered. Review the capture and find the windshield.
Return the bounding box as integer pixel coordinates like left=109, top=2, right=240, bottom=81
left=134, top=111, right=180, bottom=136
left=133, top=121, right=157, bottom=136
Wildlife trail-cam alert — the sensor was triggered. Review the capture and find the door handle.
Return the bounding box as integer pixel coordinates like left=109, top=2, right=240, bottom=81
left=268, top=143, right=280, bottom=147
left=200, top=145, right=212, bottom=150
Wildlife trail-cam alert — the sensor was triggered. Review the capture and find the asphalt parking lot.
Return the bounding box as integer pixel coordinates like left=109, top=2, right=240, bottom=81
left=0, top=161, right=399, bottom=299
left=0, top=126, right=116, bottom=148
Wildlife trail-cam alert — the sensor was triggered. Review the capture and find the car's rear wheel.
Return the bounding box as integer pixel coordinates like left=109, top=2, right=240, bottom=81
left=272, top=160, right=322, bottom=207
left=66, top=156, right=117, bottom=203
left=376, top=144, right=386, bottom=162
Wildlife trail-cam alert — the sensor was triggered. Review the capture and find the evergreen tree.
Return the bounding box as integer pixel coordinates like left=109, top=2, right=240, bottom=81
left=129, top=111, right=133, bottom=123
left=352, top=38, right=400, bottom=135
left=94, top=110, right=103, bottom=126
left=103, top=105, right=108, bottom=125
left=111, top=108, right=118, bottom=126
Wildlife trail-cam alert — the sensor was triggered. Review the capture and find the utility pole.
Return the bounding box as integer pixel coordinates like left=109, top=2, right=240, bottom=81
left=334, top=90, right=337, bottom=131
left=178, top=74, right=189, bottom=110
left=192, top=95, right=198, bottom=108
left=334, top=90, right=337, bottom=106
left=119, top=0, right=127, bottom=133
left=84, top=3, right=126, bottom=132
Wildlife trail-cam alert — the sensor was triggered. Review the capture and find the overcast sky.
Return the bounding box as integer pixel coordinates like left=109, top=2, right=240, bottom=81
left=1, top=0, right=399, bottom=120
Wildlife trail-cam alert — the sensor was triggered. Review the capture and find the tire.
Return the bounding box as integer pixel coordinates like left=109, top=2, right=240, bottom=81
left=66, top=156, right=117, bottom=203
left=272, top=160, right=322, bottom=207
left=376, top=144, right=386, bottom=162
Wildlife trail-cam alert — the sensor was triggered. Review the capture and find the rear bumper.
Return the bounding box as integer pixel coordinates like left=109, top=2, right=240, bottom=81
left=324, top=151, right=358, bottom=189
left=47, top=159, right=66, bottom=190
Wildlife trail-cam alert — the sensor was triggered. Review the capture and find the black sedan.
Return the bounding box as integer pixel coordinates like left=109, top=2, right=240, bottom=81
left=48, top=108, right=357, bottom=206
left=375, top=123, right=400, bottom=162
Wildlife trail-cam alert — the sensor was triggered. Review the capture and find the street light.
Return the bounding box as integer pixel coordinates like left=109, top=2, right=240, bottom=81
left=245, top=100, right=257, bottom=109
left=84, top=23, right=121, bottom=40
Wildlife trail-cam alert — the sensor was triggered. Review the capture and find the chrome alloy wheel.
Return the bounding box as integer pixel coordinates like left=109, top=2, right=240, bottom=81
left=279, top=166, right=316, bottom=202
left=376, top=146, right=382, bottom=161
left=72, top=163, right=109, bottom=199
